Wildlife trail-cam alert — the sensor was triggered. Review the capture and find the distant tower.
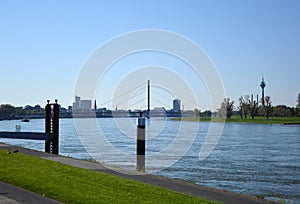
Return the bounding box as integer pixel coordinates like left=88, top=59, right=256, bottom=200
left=260, top=75, right=266, bottom=106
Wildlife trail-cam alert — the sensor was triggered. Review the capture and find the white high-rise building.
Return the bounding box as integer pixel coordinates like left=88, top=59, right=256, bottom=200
left=80, top=100, right=92, bottom=111
left=173, top=99, right=181, bottom=111
left=72, top=96, right=92, bottom=111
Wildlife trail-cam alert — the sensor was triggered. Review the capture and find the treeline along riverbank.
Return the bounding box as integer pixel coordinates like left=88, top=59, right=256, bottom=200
left=1, top=103, right=300, bottom=123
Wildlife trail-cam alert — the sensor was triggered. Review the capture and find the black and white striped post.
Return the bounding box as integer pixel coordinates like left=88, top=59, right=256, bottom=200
left=137, top=112, right=145, bottom=172
left=45, top=99, right=59, bottom=155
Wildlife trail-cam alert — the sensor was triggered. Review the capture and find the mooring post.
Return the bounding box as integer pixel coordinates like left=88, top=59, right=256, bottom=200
left=45, top=100, right=51, bottom=153
left=137, top=112, right=145, bottom=172
left=52, top=100, right=59, bottom=155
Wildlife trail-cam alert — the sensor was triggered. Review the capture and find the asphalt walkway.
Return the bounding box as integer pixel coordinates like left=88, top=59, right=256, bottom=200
left=0, top=143, right=275, bottom=204
left=0, top=181, right=61, bottom=204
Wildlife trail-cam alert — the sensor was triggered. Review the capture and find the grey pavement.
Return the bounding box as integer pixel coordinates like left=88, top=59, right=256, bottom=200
left=0, top=181, right=61, bottom=204
left=0, top=143, right=275, bottom=204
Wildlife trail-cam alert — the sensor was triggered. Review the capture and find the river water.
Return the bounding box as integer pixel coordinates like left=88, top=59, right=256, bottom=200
left=0, top=118, right=299, bottom=203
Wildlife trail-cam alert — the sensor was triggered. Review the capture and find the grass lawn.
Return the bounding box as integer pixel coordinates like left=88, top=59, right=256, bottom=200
left=173, top=116, right=300, bottom=124
left=0, top=149, right=219, bottom=204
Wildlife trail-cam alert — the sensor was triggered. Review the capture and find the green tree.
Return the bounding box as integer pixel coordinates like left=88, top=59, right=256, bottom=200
left=242, top=95, right=250, bottom=119
left=273, top=105, right=290, bottom=117
left=202, top=110, right=212, bottom=117
left=250, top=101, right=258, bottom=120
left=297, top=93, right=300, bottom=108
left=297, top=93, right=300, bottom=116
left=194, top=108, right=200, bottom=117
left=263, top=96, right=272, bottom=120
left=0, top=104, right=16, bottom=118
left=219, top=98, right=234, bottom=119
left=238, top=96, right=244, bottom=119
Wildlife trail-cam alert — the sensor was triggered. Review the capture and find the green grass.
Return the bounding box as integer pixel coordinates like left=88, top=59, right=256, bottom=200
left=173, top=116, right=300, bottom=124
left=0, top=149, right=219, bottom=204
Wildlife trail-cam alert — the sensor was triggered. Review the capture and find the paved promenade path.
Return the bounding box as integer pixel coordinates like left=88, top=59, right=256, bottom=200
left=0, top=143, right=275, bottom=204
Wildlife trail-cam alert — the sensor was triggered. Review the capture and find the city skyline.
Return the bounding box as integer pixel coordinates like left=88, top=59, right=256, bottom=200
left=1, top=74, right=298, bottom=112
left=70, top=96, right=186, bottom=112
left=0, top=1, right=299, bottom=110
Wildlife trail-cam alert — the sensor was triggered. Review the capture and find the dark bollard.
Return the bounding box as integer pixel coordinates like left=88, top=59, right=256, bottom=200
left=137, top=112, right=145, bottom=172
left=45, top=100, right=51, bottom=153
left=52, top=100, right=59, bottom=155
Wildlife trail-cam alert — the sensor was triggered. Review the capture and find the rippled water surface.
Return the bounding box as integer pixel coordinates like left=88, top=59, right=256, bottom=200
left=1, top=118, right=299, bottom=203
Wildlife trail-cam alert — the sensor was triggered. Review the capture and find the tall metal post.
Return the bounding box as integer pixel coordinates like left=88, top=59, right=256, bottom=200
left=137, top=112, right=145, bottom=172
left=52, top=100, right=59, bottom=155
left=45, top=100, right=51, bottom=153
left=147, top=80, right=150, bottom=118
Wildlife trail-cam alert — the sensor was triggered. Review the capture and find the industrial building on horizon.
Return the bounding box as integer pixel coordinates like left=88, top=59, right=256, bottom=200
left=72, top=96, right=92, bottom=111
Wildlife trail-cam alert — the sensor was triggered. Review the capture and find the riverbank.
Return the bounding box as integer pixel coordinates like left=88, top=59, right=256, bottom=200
left=0, top=147, right=217, bottom=204
left=172, top=116, right=300, bottom=124
left=0, top=142, right=273, bottom=204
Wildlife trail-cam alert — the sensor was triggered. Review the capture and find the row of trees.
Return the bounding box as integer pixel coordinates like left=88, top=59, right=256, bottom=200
left=218, top=93, right=300, bottom=119
left=0, top=104, right=45, bottom=119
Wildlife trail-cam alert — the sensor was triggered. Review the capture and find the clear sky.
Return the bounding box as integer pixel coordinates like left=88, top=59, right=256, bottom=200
left=0, top=0, right=299, bottom=111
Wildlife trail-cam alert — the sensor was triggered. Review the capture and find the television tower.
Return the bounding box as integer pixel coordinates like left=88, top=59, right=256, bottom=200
left=260, top=75, right=266, bottom=106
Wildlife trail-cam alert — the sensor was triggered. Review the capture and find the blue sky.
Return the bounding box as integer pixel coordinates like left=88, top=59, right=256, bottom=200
left=0, top=0, right=299, bottom=110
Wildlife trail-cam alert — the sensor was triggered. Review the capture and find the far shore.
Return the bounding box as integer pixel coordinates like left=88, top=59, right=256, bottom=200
left=172, top=116, right=300, bottom=125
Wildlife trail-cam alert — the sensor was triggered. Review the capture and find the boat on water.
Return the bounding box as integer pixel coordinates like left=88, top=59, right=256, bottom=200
left=21, top=118, right=30, bottom=122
